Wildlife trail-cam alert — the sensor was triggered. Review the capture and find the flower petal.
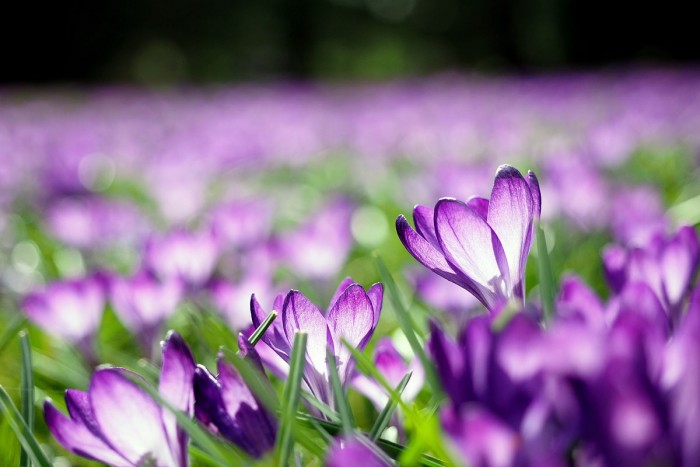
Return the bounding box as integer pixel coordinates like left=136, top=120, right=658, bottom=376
left=466, top=197, right=489, bottom=221
left=282, top=291, right=329, bottom=378
left=327, top=284, right=375, bottom=382
left=44, top=400, right=128, bottom=466
left=90, top=369, right=175, bottom=466
left=367, top=282, right=384, bottom=328
left=434, top=198, right=507, bottom=307
left=487, top=165, right=534, bottom=294
left=158, top=331, right=195, bottom=467
left=413, top=204, right=440, bottom=249
left=328, top=277, right=356, bottom=310
left=251, top=293, right=290, bottom=358
left=527, top=170, right=541, bottom=221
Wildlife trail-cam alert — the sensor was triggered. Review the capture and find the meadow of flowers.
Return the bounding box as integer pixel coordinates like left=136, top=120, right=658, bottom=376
left=1, top=70, right=700, bottom=466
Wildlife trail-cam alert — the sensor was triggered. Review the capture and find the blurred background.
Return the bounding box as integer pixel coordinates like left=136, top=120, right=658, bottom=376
left=2, top=0, right=698, bottom=84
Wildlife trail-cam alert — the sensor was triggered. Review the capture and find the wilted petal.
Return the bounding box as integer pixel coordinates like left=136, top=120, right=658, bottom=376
left=327, top=284, right=374, bottom=381
left=486, top=165, right=533, bottom=295
left=44, top=401, right=128, bottom=466
left=435, top=198, right=507, bottom=306
left=89, top=369, right=175, bottom=466
left=283, top=291, right=329, bottom=377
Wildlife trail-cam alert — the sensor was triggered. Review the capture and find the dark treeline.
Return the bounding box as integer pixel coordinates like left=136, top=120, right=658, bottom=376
left=2, top=0, right=697, bottom=84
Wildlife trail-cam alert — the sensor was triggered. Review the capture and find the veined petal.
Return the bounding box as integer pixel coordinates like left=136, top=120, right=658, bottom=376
left=413, top=205, right=440, bottom=249
left=327, top=284, right=375, bottom=382
left=487, top=165, right=534, bottom=293
left=283, top=291, right=329, bottom=377
left=251, top=294, right=290, bottom=358
left=526, top=170, right=541, bottom=221
left=366, top=282, right=384, bottom=328
left=466, top=197, right=489, bottom=221
left=158, top=331, right=196, bottom=467
left=90, top=369, right=176, bottom=466
left=44, top=400, right=129, bottom=466
left=435, top=198, right=507, bottom=306
left=328, top=277, right=356, bottom=311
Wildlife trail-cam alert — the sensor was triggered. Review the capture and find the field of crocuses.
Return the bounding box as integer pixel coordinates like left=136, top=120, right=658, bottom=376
left=1, top=70, right=700, bottom=466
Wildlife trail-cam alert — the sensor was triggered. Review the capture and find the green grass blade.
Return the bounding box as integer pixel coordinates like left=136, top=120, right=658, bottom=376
left=369, top=371, right=412, bottom=441
left=127, top=375, right=245, bottom=465
left=302, top=391, right=340, bottom=423
left=374, top=255, right=440, bottom=394
left=275, top=331, right=307, bottom=467
left=536, top=225, right=556, bottom=322
left=0, top=315, right=27, bottom=354
left=326, top=348, right=355, bottom=434
left=19, top=330, right=34, bottom=467
left=249, top=311, right=278, bottom=346
left=0, top=386, right=51, bottom=467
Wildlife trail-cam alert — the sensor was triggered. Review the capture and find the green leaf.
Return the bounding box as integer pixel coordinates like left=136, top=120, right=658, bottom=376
left=0, top=315, right=26, bottom=354
left=275, top=331, right=307, bottom=467
left=536, top=225, right=556, bottom=323
left=369, top=371, right=411, bottom=441
left=249, top=311, right=278, bottom=346
left=19, top=331, right=34, bottom=467
left=0, top=386, right=51, bottom=467
left=374, top=255, right=440, bottom=394
left=326, top=347, right=355, bottom=434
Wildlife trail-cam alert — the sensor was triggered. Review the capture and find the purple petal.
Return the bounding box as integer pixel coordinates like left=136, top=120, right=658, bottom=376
left=434, top=198, right=507, bottom=307
left=486, top=165, right=534, bottom=295
left=661, top=226, right=699, bottom=310
left=327, top=284, right=375, bottom=382
left=526, top=170, right=541, bottom=221
left=366, top=282, right=384, bottom=328
left=602, top=245, right=628, bottom=294
left=89, top=369, right=175, bottom=465
left=328, top=277, right=356, bottom=310
left=251, top=293, right=290, bottom=358
left=325, top=437, right=389, bottom=467
left=466, top=197, right=489, bottom=221
left=44, top=400, right=127, bottom=466
left=396, top=215, right=479, bottom=297
left=158, top=331, right=196, bottom=467
left=413, top=204, right=440, bottom=249
left=556, top=275, right=607, bottom=330
left=282, top=291, right=329, bottom=377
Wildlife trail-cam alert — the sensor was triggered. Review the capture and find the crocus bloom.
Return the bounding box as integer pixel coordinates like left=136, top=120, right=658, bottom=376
left=252, top=277, right=383, bottom=406
left=325, top=437, right=391, bottom=467
left=22, top=274, right=107, bottom=359
left=193, top=335, right=277, bottom=458
left=144, top=229, right=219, bottom=289
left=109, top=271, right=183, bottom=353
left=397, top=165, right=541, bottom=311
left=44, top=331, right=196, bottom=466
left=352, top=337, right=424, bottom=410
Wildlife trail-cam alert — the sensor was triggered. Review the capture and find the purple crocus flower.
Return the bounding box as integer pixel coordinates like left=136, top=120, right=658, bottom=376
left=193, top=335, right=277, bottom=458
left=603, top=226, right=700, bottom=324
left=144, top=229, right=220, bottom=289
left=396, top=165, right=541, bottom=311
left=44, top=331, right=196, bottom=466
left=352, top=337, right=424, bottom=410
left=325, top=437, right=390, bottom=467
left=22, top=274, right=107, bottom=360
left=109, top=272, right=183, bottom=354
left=252, top=278, right=383, bottom=406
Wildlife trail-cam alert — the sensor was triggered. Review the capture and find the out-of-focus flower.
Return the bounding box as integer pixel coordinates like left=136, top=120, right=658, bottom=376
left=44, top=331, right=196, bottom=466
left=144, top=229, right=219, bottom=289
left=397, top=165, right=541, bottom=311
left=193, top=335, right=277, bottom=458
left=603, top=226, right=700, bottom=324
left=22, top=274, right=107, bottom=359
left=352, top=337, right=424, bottom=410
left=609, top=186, right=668, bottom=247
left=109, top=271, right=183, bottom=353
left=276, top=198, right=354, bottom=280
left=325, top=437, right=391, bottom=467
left=411, top=269, right=481, bottom=322
left=252, top=278, right=383, bottom=406
left=209, top=199, right=273, bottom=250
left=209, top=275, right=275, bottom=331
